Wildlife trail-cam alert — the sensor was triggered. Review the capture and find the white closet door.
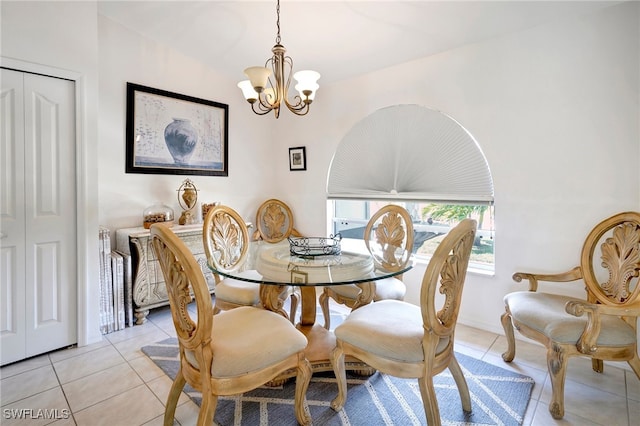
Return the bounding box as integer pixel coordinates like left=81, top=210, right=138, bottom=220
left=0, top=68, right=77, bottom=364
left=0, top=69, right=27, bottom=363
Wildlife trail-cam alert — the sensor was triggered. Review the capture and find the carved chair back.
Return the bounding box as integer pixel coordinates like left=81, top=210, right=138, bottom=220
left=364, top=205, right=414, bottom=272
left=203, top=204, right=250, bottom=274
left=150, top=224, right=213, bottom=371
left=420, top=219, right=477, bottom=340
left=579, top=212, right=640, bottom=308
left=254, top=199, right=301, bottom=243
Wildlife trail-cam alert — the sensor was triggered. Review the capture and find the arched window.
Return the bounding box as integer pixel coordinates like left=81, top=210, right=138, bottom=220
left=327, top=104, right=495, bottom=271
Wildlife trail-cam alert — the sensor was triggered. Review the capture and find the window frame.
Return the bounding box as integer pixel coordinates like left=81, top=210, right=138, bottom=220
left=328, top=199, right=495, bottom=275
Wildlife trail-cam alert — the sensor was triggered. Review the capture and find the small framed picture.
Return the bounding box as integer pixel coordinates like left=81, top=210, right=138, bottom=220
left=289, top=146, right=306, bottom=171
left=291, top=270, right=308, bottom=284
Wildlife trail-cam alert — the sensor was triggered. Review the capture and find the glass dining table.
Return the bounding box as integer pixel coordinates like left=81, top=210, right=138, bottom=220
left=207, top=237, right=413, bottom=377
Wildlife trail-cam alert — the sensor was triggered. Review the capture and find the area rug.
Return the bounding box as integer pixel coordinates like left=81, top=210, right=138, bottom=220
left=143, top=337, right=534, bottom=426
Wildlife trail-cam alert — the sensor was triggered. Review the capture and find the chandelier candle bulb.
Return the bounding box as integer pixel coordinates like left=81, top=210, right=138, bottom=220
left=293, top=70, right=321, bottom=102
left=237, top=80, right=258, bottom=103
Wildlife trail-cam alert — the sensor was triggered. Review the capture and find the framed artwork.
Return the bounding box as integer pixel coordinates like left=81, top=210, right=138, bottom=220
left=126, top=82, right=229, bottom=176
left=290, top=270, right=308, bottom=284
left=289, top=146, right=306, bottom=171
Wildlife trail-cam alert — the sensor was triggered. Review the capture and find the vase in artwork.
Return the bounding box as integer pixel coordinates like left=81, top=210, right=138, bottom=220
left=164, top=118, right=198, bottom=165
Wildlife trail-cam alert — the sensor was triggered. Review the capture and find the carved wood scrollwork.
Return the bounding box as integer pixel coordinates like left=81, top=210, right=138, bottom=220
left=264, top=203, right=287, bottom=241
left=376, top=212, right=406, bottom=268
left=600, top=222, right=640, bottom=303
left=151, top=236, right=196, bottom=338
left=259, top=284, right=290, bottom=320
left=365, top=205, right=414, bottom=273
left=437, top=230, right=474, bottom=328
left=212, top=212, right=242, bottom=269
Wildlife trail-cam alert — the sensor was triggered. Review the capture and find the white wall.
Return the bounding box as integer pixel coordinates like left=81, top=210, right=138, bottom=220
left=282, top=2, right=640, bottom=333
left=97, top=17, right=277, bottom=231
left=1, top=1, right=102, bottom=345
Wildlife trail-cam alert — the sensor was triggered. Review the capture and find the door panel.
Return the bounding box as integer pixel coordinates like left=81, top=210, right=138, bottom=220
left=0, top=69, right=26, bottom=364
left=24, top=73, right=76, bottom=357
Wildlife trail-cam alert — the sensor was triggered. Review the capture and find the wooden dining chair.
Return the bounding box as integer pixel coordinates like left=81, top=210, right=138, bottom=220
left=150, top=224, right=312, bottom=426
left=253, top=198, right=303, bottom=243
left=319, top=204, right=414, bottom=329
left=330, top=219, right=477, bottom=426
left=252, top=198, right=302, bottom=320
left=501, top=211, right=640, bottom=419
left=203, top=204, right=295, bottom=320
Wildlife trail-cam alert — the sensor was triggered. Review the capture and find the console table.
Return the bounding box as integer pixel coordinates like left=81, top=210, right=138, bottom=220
left=116, top=224, right=215, bottom=324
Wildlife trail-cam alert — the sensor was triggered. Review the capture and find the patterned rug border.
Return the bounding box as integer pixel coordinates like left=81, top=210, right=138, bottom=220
left=143, top=337, right=534, bottom=426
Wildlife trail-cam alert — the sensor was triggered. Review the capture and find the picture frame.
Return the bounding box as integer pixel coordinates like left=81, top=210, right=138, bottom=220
left=126, top=82, right=229, bottom=176
left=290, top=270, right=308, bottom=284
left=289, top=146, right=307, bottom=171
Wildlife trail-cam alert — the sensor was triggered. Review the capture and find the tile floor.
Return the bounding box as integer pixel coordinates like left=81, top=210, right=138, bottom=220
left=1, top=300, right=638, bottom=426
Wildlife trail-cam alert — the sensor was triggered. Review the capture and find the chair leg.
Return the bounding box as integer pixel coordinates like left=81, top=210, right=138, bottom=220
left=319, top=290, right=331, bottom=330
left=164, top=368, right=186, bottom=426
left=500, top=310, right=516, bottom=362
left=547, top=344, right=569, bottom=420
left=418, top=375, right=441, bottom=426
left=330, top=342, right=347, bottom=411
left=289, top=290, right=299, bottom=324
left=197, top=392, right=218, bottom=426
left=294, top=355, right=312, bottom=426
left=591, top=358, right=604, bottom=373
left=448, top=355, right=472, bottom=412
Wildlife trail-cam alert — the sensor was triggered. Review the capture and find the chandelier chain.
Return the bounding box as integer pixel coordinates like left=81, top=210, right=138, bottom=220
left=275, top=0, right=281, bottom=45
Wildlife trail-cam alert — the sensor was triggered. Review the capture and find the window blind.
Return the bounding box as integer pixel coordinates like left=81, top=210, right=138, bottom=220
left=326, top=105, right=494, bottom=204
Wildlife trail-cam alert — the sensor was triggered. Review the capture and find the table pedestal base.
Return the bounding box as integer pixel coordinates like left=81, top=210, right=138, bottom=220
left=268, top=323, right=374, bottom=386
left=262, top=285, right=374, bottom=384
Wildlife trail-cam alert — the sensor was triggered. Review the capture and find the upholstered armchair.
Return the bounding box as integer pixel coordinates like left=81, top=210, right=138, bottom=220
left=319, top=204, right=414, bottom=329
left=150, top=224, right=312, bottom=426
left=330, top=219, right=477, bottom=426
left=501, top=211, right=640, bottom=419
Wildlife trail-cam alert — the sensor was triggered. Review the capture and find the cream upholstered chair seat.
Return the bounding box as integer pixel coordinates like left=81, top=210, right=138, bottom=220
left=213, top=270, right=262, bottom=307
left=504, top=292, right=637, bottom=347
left=335, top=300, right=449, bottom=363
left=372, top=277, right=405, bottom=301
left=320, top=205, right=414, bottom=329
left=501, top=211, right=640, bottom=420
left=183, top=306, right=308, bottom=377
left=331, top=219, right=477, bottom=426
left=150, top=224, right=312, bottom=426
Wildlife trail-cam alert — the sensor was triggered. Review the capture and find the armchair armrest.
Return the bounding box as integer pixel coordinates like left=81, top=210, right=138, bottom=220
left=512, top=266, right=583, bottom=292
left=565, top=300, right=640, bottom=355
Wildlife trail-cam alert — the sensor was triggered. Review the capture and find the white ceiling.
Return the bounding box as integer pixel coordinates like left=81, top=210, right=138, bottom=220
left=98, top=1, right=620, bottom=85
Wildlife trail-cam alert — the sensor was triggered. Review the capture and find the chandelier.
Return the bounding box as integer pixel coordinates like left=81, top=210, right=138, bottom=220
left=237, top=0, right=320, bottom=118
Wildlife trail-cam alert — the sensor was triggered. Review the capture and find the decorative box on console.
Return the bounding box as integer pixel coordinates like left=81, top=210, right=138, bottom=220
left=116, top=224, right=215, bottom=324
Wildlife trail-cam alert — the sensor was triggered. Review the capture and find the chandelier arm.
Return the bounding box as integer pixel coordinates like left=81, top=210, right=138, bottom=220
left=255, top=96, right=277, bottom=113
left=250, top=102, right=276, bottom=116
left=283, top=99, right=310, bottom=116
left=256, top=92, right=276, bottom=111
left=282, top=55, right=300, bottom=107
left=283, top=93, right=305, bottom=109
